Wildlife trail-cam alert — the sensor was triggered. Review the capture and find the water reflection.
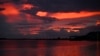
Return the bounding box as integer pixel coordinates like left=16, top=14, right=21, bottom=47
left=0, top=40, right=98, bottom=56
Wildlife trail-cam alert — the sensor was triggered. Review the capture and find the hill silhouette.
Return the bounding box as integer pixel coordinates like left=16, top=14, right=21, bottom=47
left=70, top=31, right=100, bottom=41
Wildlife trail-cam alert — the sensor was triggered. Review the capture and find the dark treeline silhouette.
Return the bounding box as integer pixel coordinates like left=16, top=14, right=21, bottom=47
left=70, top=31, right=100, bottom=41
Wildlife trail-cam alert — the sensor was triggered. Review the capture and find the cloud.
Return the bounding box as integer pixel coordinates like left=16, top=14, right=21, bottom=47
left=36, top=11, right=48, bottom=17
left=36, top=11, right=100, bottom=19
left=49, top=11, right=100, bottom=19
left=0, top=0, right=100, bottom=37
left=0, top=2, right=57, bottom=35
left=0, top=11, right=57, bottom=35
left=21, top=4, right=35, bottom=10
left=0, top=3, right=20, bottom=15
left=0, top=0, right=27, bottom=4
left=46, top=15, right=100, bottom=33
left=96, top=20, right=100, bottom=26
left=14, top=15, right=57, bottom=35
left=27, top=0, right=100, bottom=12
left=0, top=8, right=5, bottom=11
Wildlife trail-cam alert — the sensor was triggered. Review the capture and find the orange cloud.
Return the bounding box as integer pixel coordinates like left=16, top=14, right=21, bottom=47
left=8, top=13, right=43, bottom=35
left=21, top=4, right=34, bottom=10
left=96, top=20, right=100, bottom=26
left=50, top=11, right=100, bottom=19
left=36, top=11, right=48, bottom=17
left=36, top=11, right=100, bottom=19
left=1, top=3, right=20, bottom=15
left=0, top=3, right=43, bottom=35
left=48, top=24, right=85, bottom=32
left=66, top=26, right=85, bottom=32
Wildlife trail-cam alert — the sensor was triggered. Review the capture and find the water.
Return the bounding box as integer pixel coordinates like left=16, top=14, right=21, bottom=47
left=0, top=40, right=98, bottom=56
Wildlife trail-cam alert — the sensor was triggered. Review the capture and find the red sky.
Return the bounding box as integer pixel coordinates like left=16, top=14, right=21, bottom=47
left=0, top=3, right=100, bottom=35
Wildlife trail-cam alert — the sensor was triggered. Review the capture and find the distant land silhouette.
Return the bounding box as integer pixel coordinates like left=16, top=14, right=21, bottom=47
left=0, top=31, right=99, bottom=41
left=69, top=31, right=100, bottom=41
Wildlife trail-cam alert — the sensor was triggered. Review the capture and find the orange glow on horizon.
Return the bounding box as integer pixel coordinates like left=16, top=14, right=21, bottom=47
left=63, top=25, right=85, bottom=32
left=48, top=25, right=85, bottom=33
left=36, top=11, right=100, bottom=19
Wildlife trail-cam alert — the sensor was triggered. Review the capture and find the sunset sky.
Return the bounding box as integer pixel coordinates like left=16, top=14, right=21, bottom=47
left=0, top=0, right=100, bottom=38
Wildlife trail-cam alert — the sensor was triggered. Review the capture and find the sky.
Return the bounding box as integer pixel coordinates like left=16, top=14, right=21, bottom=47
left=0, top=0, right=100, bottom=38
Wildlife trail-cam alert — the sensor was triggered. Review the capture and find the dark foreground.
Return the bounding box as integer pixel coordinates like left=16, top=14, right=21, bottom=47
left=0, top=40, right=99, bottom=56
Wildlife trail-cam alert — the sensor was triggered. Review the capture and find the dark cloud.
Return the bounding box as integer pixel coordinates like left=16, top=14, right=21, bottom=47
left=12, top=0, right=28, bottom=4
left=0, top=8, right=5, bottom=11
left=21, top=8, right=39, bottom=15
left=27, top=0, right=100, bottom=12
left=77, top=25, right=100, bottom=36
left=0, top=0, right=14, bottom=4
left=0, top=0, right=26, bottom=4
left=81, top=25, right=100, bottom=32
left=66, top=15, right=100, bottom=26
left=0, top=0, right=100, bottom=12
left=0, top=14, right=13, bottom=37
left=31, top=28, right=70, bottom=39
left=38, top=17, right=58, bottom=24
